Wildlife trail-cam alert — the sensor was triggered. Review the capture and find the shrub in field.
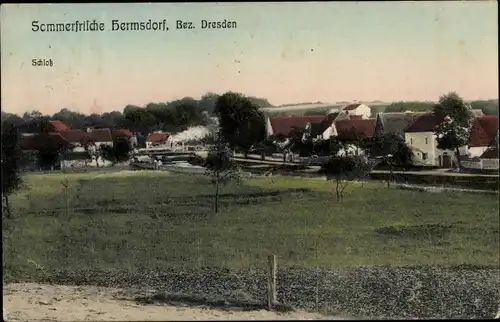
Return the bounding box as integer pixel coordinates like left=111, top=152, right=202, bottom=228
left=320, top=154, right=372, bottom=201
left=203, top=140, right=241, bottom=213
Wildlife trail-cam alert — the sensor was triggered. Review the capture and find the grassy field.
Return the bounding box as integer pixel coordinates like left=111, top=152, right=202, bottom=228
left=3, top=170, right=498, bottom=279
left=3, top=169, right=499, bottom=318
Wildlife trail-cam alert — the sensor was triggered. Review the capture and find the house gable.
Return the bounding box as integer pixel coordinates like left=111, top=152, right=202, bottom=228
left=480, top=146, right=499, bottom=159
left=375, top=112, right=427, bottom=138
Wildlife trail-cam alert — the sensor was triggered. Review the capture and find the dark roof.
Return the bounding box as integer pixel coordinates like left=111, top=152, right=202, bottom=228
left=58, top=129, right=113, bottom=144
left=327, top=112, right=340, bottom=120
left=480, top=146, right=499, bottom=159
left=47, top=120, right=70, bottom=132
left=376, top=112, right=427, bottom=137
left=334, top=119, right=376, bottom=140
left=404, top=113, right=445, bottom=133
left=269, top=115, right=326, bottom=137
left=147, top=132, right=169, bottom=143
left=349, top=115, right=363, bottom=120
left=343, top=103, right=361, bottom=111
left=20, top=133, right=70, bottom=151
left=469, top=116, right=499, bottom=147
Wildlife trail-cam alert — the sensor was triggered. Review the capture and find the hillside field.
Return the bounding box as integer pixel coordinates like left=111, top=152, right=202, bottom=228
left=4, top=170, right=498, bottom=275
left=3, top=170, right=499, bottom=318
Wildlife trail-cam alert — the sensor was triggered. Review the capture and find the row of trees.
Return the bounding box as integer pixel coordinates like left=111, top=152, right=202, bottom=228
left=0, top=93, right=273, bottom=136
left=385, top=99, right=498, bottom=115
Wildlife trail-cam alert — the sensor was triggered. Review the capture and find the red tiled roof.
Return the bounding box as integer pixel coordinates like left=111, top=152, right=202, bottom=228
left=58, top=130, right=88, bottom=143
left=47, top=120, right=70, bottom=132
left=469, top=116, right=499, bottom=147
left=343, top=104, right=361, bottom=111
left=334, top=119, right=376, bottom=140
left=404, top=113, right=445, bottom=133
left=114, top=129, right=134, bottom=138
left=147, top=132, right=169, bottom=143
left=269, top=115, right=326, bottom=137
left=58, top=129, right=113, bottom=144
left=87, top=129, right=113, bottom=143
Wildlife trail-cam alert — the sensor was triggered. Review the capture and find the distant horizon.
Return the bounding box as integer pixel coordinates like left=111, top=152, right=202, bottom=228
left=2, top=96, right=499, bottom=117
left=2, top=2, right=498, bottom=115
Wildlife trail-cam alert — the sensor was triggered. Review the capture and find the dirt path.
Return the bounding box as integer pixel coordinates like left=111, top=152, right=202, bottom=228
left=3, top=283, right=331, bottom=321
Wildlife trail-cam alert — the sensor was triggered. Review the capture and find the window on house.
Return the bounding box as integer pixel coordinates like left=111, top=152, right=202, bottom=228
left=425, top=138, right=428, bottom=144
left=422, top=153, right=428, bottom=160
left=410, top=138, right=413, bottom=145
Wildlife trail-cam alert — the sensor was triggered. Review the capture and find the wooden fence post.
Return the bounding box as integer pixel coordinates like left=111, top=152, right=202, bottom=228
left=267, top=254, right=277, bottom=310
left=61, top=180, right=69, bottom=216
left=315, top=238, right=319, bottom=309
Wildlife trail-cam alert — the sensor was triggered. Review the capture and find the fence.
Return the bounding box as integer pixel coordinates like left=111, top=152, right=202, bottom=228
left=3, top=172, right=500, bottom=319
left=462, top=159, right=499, bottom=170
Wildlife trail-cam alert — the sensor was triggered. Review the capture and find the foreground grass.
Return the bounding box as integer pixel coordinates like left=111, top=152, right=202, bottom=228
left=3, top=170, right=498, bottom=282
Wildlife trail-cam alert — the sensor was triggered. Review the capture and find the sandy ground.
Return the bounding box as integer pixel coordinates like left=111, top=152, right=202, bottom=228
left=3, top=283, right=331, bottom=321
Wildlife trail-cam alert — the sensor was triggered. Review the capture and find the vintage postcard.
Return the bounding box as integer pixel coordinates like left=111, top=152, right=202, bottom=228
left=1, top=2, right=499, bottom=321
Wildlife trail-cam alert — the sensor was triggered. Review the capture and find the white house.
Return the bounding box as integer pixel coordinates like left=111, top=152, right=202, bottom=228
left=146, top=132, right=170, bottom=149
left=59, top=128, right=115, bottom=169
left=402, top=113, right=497, bottom=167
left=341, top=103, right=371, bottom=119
left=404, top=114, right=466, bottom=167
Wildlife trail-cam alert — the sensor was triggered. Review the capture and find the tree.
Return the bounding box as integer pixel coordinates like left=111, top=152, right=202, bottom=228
left=202, top=138, right=240, bottom=213
left=123, top=106, right=157, bottom=134
left=215, top=92, right=267, bottom=158
left=433, top=92, right=474, bottom=168
left=320, top=154, right=372, bottom=202
left=52, top=108, right=86, bottom=129
left=1, top=122, right=22, bottom=218
left=199, top=92, right=220, bottom=115
left=101, top=138, right=131, bottom=164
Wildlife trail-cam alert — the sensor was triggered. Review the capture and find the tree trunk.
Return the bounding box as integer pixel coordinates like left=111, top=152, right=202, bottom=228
left=214, top=175, right=220, bottom=213
left=455, top=146, right=462, bottom=168
left=335, top=180, right=341, bottom=202
left=388, top=164, right=393, bottom=188
left=4, top=194, right=12, bottom=219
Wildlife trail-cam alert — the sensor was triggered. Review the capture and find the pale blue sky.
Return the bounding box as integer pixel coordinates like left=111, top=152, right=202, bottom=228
left=1, top=2, right=498, bottom=115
